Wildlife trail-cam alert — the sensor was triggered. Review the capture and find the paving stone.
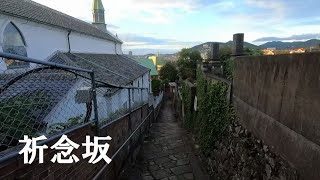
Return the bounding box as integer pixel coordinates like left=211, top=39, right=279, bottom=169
left=183, top=173, right=194, bottom=180
left=176, top=159, right=189, bottom=166
left=151, top=169, right=171, bottom=179
left=174, top=153, right=187, bottom=159
left=123, top=98, right=210, bottom=179
left=155, top=157, right=171, bottom=165
left=149, top=165, right=160, bottom=171
left=143, top=172, right=151, bottom=176
left=143, top=176, right=154, bottom=180
left=169, top=155, right=178, bottom=160
left=169, top=176, right=178, bottom=180
left=162, top=161, right=176, bottom=169
left=164, top=168, right=173, bottom=175
left=145, top=153, right=158, bottom=160
left=170, top=165, right=193, bottom=175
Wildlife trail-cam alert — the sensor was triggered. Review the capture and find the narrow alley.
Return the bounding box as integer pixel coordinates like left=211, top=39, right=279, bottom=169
left=123, top=95, right=210, bottom=180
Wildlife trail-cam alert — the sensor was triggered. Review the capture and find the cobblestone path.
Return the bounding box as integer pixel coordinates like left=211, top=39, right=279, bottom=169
left=124, top=97, right=210, bottom=180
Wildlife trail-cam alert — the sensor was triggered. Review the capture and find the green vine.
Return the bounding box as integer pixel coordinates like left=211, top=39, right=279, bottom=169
left=181, top=81, right=194, bottom=130
left=47, top=115, right=84, bottom=135
left=223, top=58, right=235, bottom=80
left=181, top=69, right=235, bottom=154
left=0, top=91, right=49, bottom=150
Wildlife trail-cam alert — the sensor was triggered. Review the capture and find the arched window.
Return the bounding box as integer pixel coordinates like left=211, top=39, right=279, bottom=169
left=2, top=22, right=29, bottom=69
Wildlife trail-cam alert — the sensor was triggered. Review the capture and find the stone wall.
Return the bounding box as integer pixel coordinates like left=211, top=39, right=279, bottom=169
left=207, top=118, right=298, bottom=179
left=233, top=52, right=320, bottom=180
left=0, top=104, right=151, bottom=180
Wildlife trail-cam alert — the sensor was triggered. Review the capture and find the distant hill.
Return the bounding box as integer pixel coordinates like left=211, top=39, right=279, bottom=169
left=192, top=41, right=259, bottom=52
left=259, top=39, right=320, bottom=50
left=133, top=39, right=320, bottom=62
left=191, top=39, right=320, bottom=52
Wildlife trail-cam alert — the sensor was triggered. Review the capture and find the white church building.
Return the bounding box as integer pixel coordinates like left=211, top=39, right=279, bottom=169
left=0, top=0, right=152, bottom=136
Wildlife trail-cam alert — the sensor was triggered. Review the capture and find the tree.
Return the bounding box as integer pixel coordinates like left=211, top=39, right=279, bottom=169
left=219, top=47, right=232, bottom=61
left=177, top=48, right=202, bottom=80
left=244, top=48, right=263, bottom=56
left=159, top=63, right=178, bottom=82
left=151, top=79, right=161, bottom=94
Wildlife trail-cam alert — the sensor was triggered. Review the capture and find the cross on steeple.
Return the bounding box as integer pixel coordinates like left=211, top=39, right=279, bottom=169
left=92, top=0, right=106, bottom=31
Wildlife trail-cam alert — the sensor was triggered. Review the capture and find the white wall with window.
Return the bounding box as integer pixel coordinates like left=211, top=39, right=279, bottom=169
left=0, top=14, right=123, bottom=71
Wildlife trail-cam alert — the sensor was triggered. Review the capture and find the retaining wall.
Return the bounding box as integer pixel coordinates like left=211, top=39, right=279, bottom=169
left=233, top=52, right=320, bottom=180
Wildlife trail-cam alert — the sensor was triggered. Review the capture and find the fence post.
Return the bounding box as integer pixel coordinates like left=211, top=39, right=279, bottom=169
left=128, top=88, right=132, bottom=131
left=141, top=89, right=143, bottom=105
left=90, top=71, right=99, bottom=135
left=141, top=89, right=143, bottom=133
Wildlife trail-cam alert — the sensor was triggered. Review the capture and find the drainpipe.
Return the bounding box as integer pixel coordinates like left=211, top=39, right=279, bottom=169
left=67, top=30, right=72, bottom=53
left=114, top=41, right=118, bottom=55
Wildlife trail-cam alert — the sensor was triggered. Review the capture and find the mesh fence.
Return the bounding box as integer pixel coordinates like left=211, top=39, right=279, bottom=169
left=97, top=87, right=149, bottom=126
left=0, top=55, right=151, bottom=154
left=0, top=57, right=94, bottom=153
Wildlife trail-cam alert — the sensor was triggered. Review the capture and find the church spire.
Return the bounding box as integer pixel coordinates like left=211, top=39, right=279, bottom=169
left=92, top=0, right=106, bottom=31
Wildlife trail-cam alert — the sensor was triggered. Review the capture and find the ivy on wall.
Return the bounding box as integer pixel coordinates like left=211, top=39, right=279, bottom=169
left=0, top=91, right=49, bottom=150
left=181, top=69, right=234, bottom=154
left=223, top=58, right=235, bottom=80
left=181, top=81, right=194, bottom=130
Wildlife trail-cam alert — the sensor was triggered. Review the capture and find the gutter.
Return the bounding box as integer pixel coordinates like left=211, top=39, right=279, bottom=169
left=67, top=30, right=71, bottom=53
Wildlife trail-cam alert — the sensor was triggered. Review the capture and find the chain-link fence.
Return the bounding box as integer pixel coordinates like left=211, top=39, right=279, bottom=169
left=96, top=87, right=149, bottom=127
left=0, top=52, right=150, bottom=155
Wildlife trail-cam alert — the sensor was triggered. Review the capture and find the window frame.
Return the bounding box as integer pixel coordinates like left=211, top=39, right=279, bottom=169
left=2, top=22, right=29, bottom=69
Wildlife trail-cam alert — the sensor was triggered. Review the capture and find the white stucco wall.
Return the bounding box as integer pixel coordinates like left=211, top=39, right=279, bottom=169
left=130, top=72, right=151, bottom=105
left=0, top=13, right=123, bottom=71
left=116, top=43, right=123, bottom=54
left=70, top=32, right=119, bottom=54
left=44, top=80, right=88, bottom=126
left=44, top=72, right=151, bottom=127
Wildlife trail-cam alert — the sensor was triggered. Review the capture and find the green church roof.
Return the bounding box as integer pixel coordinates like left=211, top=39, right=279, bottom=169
left=93, top=0, right=104, bottom=10
left=133, top=58, right=158, bottom=76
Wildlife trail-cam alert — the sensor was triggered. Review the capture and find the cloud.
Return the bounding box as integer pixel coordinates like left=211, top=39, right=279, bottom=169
left=120, top=34, right=171, bottom=45
left=254, top=33, right=320, bottom=42
left=244, top=0, right=285, bottom=15
left=105, top=0, right=226, bottom=24
left=107, top=24, right=120, bottom=29
left=31, top=0, right=320, bottom=54
left=119, top=33, right=201, bottom=54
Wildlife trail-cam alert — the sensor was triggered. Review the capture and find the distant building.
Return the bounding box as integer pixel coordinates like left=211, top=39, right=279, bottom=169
left=290, top=48, right=305, bottom=54
left=149, top=55, right=157, bottom=65
left=129, top=51, right=133, bottom=56
left=262, top=49, right=275, bottom=55
left=310, top=45, right=320, bottom=52
left=148, top=53, right=165, bottom=71
left=156, top=64, right=163, bottom=71
left=200, top=44, right=211, bottom=60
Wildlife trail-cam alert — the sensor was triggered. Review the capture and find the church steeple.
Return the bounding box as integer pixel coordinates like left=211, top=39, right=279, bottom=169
left=92, top=0, right=106, bottom=31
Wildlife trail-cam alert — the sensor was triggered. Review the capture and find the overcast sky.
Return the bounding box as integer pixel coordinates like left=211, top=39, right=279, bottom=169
left=33, top=0, right=320, bottom=54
